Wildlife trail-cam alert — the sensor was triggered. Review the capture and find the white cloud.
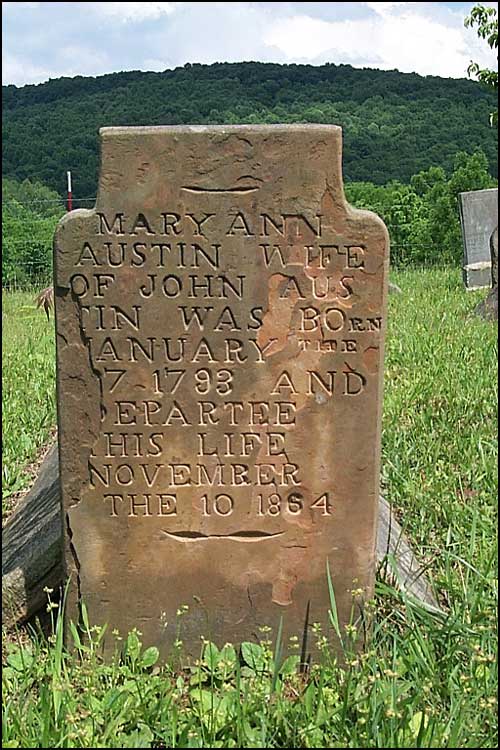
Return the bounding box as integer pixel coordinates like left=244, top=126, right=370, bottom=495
left=142, top=58, right=170, bottom=71
left=3, top=46, right=110, bottom=86
left=2, top=2, right=498, bottom=85
left=91, top=2, right=178, bottom=23
left=265, top=3, right=497, bottom=77
left=3, top=2, right=40, bottom=8
left=2, top=53, right=53, bottom=86
left=366, top=2, right=407, bottom=16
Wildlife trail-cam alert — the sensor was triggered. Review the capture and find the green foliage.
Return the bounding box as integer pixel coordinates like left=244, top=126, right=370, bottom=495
left=3, top=177, right=64, bottom=215
left=345, top=150, right=497, bottom=266
left=2, top=62, right=498, bottom=197
left=465, top=4, right=498, bottom=124
left=2, top=290, right=56, bottom=507
left=2, top=178, right=64, bottom=286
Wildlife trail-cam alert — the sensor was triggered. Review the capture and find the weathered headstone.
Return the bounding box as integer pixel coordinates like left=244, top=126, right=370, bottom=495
left=54, top=125, right=389, bottom=658
left=459, top=188, right=498, bottom=290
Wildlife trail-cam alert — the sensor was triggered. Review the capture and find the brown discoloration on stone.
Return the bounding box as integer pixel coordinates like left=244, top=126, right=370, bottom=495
left=490, top=226, right=498, bottom=289
left=54, top=125, right=388, bottom=659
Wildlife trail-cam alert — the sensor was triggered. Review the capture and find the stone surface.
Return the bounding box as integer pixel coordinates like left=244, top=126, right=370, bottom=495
left=490, top=226, right=498, bottom=289
left=459, top=188, right=498, bottom=290
left=54, top=125, right=389, bottom=658
left=474, top=226, right=499, bottom=322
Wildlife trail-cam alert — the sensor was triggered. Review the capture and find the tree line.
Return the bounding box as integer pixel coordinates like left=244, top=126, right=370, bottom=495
left=2, top=61, right=498, bottom=197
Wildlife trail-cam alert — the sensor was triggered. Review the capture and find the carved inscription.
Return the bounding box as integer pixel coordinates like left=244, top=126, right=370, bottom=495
left=71, top=208, right=381, bottom=521
left=56, top=126, right=388, bottom=656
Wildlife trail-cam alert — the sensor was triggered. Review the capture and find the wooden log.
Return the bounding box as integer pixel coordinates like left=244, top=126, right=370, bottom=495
left=2, top=444, right=62, bottom=626
left=376, top=495, right=442, bottom=614
left=2, top=442, right=441, bottom=626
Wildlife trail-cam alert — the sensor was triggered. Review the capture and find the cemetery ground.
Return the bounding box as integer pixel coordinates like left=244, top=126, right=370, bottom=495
left=2, top=268, right=498, bottom=749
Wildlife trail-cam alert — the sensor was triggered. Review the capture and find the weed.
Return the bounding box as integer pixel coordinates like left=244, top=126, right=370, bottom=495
left=2, top=269, right=498, bottom=747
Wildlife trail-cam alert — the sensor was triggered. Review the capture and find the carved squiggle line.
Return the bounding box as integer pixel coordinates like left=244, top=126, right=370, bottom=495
left=181, top=185, right=259, bottom=194
left=161, top=530, right=285, bottom=542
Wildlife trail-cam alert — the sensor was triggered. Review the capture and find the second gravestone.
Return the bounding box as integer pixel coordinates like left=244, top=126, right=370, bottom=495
left=55, top=125, right=389, bottom=658
left=459, top=188, right=498, bottom=290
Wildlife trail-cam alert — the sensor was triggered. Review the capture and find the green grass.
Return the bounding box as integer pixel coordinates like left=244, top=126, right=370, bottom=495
left=382, top=270, right=498, bottom=618
left=2, top=269, right=498, bottom=748
left=2, top=290, right=56, bottom=507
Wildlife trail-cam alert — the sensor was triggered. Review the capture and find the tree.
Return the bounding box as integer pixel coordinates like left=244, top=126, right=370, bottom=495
left=2, top=177, right=64, bottom=217
left=3, top=62, right=498, bottom=193
left=410, top=150, right=496, bottom=266
left=1, top=178, right=64, bottom=285
left=465, top=4, right=498, bottom=124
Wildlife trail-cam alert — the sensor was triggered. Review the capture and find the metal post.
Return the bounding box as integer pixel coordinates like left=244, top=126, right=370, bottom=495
left=67, top=171, right=72, bottom=212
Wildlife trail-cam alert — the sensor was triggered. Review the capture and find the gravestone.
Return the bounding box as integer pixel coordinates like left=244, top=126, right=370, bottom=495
left=54, top=125, right=389, bottom=658
left=459, top=188, right=498, bottom=290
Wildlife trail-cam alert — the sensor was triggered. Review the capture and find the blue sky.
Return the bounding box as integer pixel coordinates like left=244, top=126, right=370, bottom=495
left=2, top=2, right=498, bottom=86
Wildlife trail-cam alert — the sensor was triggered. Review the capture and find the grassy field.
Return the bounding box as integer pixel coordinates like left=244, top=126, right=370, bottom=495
left=2, top=268, right=498, bottom=748
left=2, top=289, right=56, bottom=511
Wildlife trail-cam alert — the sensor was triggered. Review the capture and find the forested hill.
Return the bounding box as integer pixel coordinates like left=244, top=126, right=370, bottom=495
left=3, top=61, right=497, bottom=197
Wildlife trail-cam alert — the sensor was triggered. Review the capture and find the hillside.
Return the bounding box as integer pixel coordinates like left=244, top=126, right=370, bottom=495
left=2, top=61, right=497, bottom=197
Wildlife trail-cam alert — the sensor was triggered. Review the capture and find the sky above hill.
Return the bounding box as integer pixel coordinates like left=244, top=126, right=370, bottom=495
left=2, top=1, right=498, bottom=87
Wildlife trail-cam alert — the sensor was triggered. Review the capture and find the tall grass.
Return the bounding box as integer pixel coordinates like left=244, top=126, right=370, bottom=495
left=2, top=268, right=498, bottom=747
left=2, top=290, right=56, bottom=508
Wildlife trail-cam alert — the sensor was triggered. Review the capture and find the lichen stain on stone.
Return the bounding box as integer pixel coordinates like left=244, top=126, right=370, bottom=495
left=257, top=273, right=299, bottom=356
left=256, top=272, right=334, bottom=412
left=272, top=545, right=309, bottom=606
left=272, top=578, right=296, bottom=606
left=363, top=346, right=380, bottom=374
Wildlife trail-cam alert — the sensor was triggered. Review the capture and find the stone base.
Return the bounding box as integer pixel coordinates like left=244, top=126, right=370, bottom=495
left=463, top=262, right=493, bottom=291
